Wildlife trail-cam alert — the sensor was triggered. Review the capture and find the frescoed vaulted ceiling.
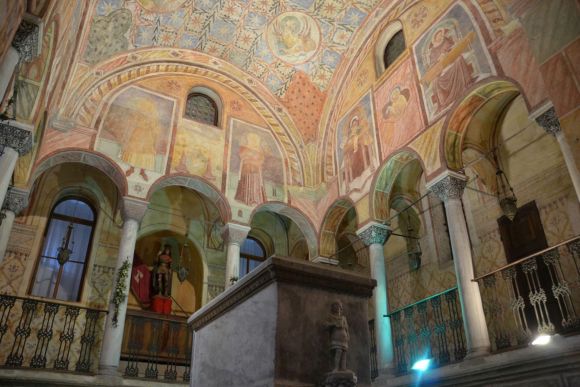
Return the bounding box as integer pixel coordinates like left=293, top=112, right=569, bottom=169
left=84, top=0, right=380, bottom=96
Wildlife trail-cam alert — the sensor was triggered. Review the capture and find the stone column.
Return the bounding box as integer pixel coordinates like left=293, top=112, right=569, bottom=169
left=0, top=121, right=32, bottom=208
left=99, top=197, right=148, bottom=378
left=223, top=223, right=251, bottom=288
left=427, top=171, right=490, bottom=357
left=0, top=187, right=28, bottom=262
left=356, top=222, right=393, bottom=373
left=535, top=107, right=580, bottom=202
left=0, top=47, right=19, bottom=102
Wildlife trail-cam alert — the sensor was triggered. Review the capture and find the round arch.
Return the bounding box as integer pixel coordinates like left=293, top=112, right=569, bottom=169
left=250, top=201, right=319, bottom=259
left=370, top=149, right=426, bottom=222
left=440, top=79, right=524, bottom=171
left=319, top=197, right=357, bottom=258
left=147, top=174, right=231, bottom=224
left=30, top=148, right=128, bottom=196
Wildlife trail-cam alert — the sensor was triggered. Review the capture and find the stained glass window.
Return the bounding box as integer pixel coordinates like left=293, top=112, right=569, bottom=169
left=30, top=198, right=96, bottom=301
left=185, top=92, right=219, bottom=126
left=383, top=30, right=406, bottom=70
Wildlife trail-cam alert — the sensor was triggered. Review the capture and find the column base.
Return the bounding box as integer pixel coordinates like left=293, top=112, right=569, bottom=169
left=97, top=364, right=122, bottom=384
left=465, top=345, right=490, bottom=360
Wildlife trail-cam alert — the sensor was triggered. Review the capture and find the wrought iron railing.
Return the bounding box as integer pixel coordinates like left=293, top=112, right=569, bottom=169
left=122, top=309, right=191, bottom=382
left=387, top=287, right=466, bottom=375
left=0, top=294, right=106, bottom=372
left=474, top=236, right=580, bottom=352
left=368, top=319, right=378, bottom=380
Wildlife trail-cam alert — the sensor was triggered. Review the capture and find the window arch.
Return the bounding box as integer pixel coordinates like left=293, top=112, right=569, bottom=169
left=184, top=87, right=222, bottom=126
left=375, top=21, right=406, bottom=74
left=239, top=237, right=266, bottom=278
left=30, top=198, right=96, bottom=302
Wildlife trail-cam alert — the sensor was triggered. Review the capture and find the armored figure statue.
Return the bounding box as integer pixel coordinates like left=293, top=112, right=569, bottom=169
left=153, top=244, right=172, bottom=297
left=326, top=300, right=349, bottom=371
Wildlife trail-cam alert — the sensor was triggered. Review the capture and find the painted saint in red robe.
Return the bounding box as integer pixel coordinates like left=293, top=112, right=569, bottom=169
left=427, top=27, right=476, bottom=113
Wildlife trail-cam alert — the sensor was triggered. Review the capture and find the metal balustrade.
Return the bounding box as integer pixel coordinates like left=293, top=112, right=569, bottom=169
left=122, top=310, right=191, bottom=382
left=387, top=287, right=466, bottom=375
left=0, top=294, right=106, bottom=373
left=475, top=236, right=580, bottom=352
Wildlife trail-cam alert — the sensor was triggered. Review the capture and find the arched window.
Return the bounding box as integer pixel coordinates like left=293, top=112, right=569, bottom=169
left=383, top=30, right=406, bottom=69
left=375, top=22, right=406, bottom=74
left=185, top=92, right=219, bottom=126
left=239, top=237, right=266, bottom=278
left=30, top=198, right=96, bottom=302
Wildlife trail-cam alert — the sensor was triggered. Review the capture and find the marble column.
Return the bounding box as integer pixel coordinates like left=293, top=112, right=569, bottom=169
left=0, top=187, right=28, bottom=262
left=0, top=121, right=33, bottom=209
left=0, top=47, right=19, bottom=102
left=223, top=223, right=251, bottom=288
left=356, top=222, right=393, bottom=373
left=427, top=171, right=490, bottom=357
left=535, top=107, right=580, bottom=202
left=99, top=197, right=148, bottom=377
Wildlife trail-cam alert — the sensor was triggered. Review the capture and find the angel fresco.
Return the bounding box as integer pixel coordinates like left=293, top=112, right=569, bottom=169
left=268, top=13, right=320, bottom=64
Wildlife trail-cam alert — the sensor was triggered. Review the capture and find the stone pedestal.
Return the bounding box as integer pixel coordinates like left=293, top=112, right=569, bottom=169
left=188, top=256, right=376, bottom=387
left=323, top=370, right=357, bottom=387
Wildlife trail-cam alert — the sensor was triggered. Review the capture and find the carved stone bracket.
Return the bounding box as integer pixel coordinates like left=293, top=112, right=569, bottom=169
left=356, top=222, right=391, bottom=246
left=535, top=107, right=561, bottom=136
left=427, top=171, right=468, bottom=202
left=2, top=187, right=29, bottom=215
left=12, top=16, right=42, bottom=63
left=0, top=120, right=33, bottom=155
left=223, top=223, right=251, bottom=246
left=122, top=197, right=149, bottom=223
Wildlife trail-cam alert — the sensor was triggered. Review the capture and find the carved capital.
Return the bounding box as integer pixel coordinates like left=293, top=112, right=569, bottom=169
left=122, top=197, right=148, bottom=223
left=223, top=223, right=251, bottom=246
left=2, top=187, right=29, bottom=215
left=535, top=107, right=561, bottom=136
left=0, top=120, right=33, bottom=155
left=12, top=16, right=42, bottom=62
left=356, top=222, right=391, bottom=246
left=427, top=171, right=467, bottom=202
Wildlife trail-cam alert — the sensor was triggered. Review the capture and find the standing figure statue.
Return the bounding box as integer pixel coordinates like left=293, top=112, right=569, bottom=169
left=153, top=244, right=172, bottom=297
left=326, top=300, right=350, bottom=371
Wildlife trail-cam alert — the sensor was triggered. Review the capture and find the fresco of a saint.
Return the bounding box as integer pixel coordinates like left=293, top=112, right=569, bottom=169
left=374, top=58, right=425, bottom=159
left=227, top=120, right=286, bottom=208
left=414, top=4, right=494, bottom=122
left=96, top=87, right=174, bottom=181
left=336, top=93, right=378, bottom=199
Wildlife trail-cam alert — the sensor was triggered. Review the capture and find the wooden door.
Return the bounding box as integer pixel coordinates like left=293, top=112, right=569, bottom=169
left=498, top=201, right=561, bottom=333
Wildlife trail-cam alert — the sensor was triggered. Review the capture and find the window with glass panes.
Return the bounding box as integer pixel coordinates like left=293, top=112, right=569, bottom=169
left=185, top=92, right=219, bottom=126
left=30, top=198, right=96, bottom=301
left=239, top=237, right=266, bottom=277
left=383, top=30, right=405, bottom=69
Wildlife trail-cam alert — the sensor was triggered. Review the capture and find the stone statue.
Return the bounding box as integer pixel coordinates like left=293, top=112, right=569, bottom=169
left=326, top=300, right=349, bottom=371
left=153, top=244, right=172, bottom=297
left=324, top=300, right=357, bottom=387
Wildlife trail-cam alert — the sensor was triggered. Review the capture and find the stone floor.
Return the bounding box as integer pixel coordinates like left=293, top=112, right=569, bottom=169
left=374, top=334, right=580, bottom=387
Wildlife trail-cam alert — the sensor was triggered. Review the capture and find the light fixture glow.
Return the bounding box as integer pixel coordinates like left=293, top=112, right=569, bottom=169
left=411, top=358, right=431, bottom=372
left=531, top=334, right=551, bottom=346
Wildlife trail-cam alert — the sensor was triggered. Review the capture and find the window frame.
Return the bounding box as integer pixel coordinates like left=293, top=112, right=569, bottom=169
left=375, top=21, right=406, bottom=75
left=28, top=196, right=97, bottom=302
left=239, top=237, right=267, bottom=277
left=184, top=90, right=220, bottom=127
